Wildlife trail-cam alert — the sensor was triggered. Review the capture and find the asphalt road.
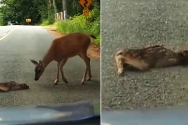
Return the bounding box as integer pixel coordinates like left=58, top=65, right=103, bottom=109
left=0, top=26, right=15, bottom=39
left=102, top=0, right=188, bottom=110
left=0, top=25, right=100, bottom=107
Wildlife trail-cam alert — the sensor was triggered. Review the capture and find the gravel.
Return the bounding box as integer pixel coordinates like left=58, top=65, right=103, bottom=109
left=101, top=0, right=188, bottom=110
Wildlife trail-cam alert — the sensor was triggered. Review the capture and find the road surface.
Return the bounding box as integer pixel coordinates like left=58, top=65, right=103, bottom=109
left=102, top=0, right=188, bottom=110
left=0, top=25, right=100, bottom=107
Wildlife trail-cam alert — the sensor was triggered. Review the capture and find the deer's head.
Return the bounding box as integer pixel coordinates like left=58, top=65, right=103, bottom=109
left=31, top=60, right=45, bottom=81
left=177, top=50, right=188, bottom=65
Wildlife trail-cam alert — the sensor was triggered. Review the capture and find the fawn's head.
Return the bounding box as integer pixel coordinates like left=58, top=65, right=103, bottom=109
left=177, top=50, right=188, bottom=65
left=31, top=60, right=45, bottom=81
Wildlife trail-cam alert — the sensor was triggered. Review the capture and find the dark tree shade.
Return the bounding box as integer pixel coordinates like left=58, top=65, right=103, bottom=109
left=0, top=0, right=100, bottom=25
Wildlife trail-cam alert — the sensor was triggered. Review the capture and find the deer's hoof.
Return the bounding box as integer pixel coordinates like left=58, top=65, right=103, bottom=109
left=81, top=80, right=85, bottom=85
left=54, top=79, right=59, bottom=85
left=63, top=79, right=68, bottom=84
left=117, top=69, right=124, bottom=76
left=117, top=72, right=123, bottom=76
left=87, top=77, right=91, bottom=81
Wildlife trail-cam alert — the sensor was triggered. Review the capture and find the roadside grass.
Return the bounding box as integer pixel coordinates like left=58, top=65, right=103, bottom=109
left=41, top=18, right=100, bottom=45
left=56, top=15, right=100, bottom=45
left=41, top=21, right=57, bottom=29
left=41, top=5, right=100, bottom=45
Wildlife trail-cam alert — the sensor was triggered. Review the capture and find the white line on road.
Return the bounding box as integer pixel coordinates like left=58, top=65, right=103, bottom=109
left=0, top=27, right=16, bottom=41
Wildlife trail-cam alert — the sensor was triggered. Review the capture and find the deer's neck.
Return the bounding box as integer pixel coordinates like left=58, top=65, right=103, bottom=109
left=42, top=51, right=54, bottom=67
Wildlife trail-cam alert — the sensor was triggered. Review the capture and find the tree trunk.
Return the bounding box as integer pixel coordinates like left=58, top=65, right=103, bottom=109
left=47, top=0, right=49, bottom=21
left=62, top=0, right=67, bottom=20
left=52, top=0, right=57, bottom=14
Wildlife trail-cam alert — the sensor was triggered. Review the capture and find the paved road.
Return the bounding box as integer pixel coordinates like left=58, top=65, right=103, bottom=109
left=0, top=26, right=100, bottom=107
left=102, top=0, right=188, bottom=110
left=0, top=26, right=15, bottom=39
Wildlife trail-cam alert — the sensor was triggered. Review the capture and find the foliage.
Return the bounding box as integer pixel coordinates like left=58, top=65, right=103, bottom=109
left=56, top=2, right=100, bottom=44
left=0, top=12, right=3, bottom=25
left=0, top=0, right=100, bottom=44
left=0, top=0, right=100, bottom=26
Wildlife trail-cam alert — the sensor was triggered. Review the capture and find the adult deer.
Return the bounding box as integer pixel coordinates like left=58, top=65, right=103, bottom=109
left=31, top=32, right=96, bottom=85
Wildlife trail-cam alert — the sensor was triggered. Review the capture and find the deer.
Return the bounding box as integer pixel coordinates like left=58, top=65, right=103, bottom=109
left=114, top=45, right=188, bottom=76
left=31, top=32, right=97, bottom=85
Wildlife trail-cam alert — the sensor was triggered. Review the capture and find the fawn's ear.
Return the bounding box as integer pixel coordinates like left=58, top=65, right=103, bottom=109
left=177, top=52, right=184, bottom=57
left=31, top=60, right=38, bottom=65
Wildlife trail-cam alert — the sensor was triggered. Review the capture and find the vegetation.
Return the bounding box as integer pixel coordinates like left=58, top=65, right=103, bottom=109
left=0, top=12, right=3, bottom=25
left=56, top=3, right=100, bottom=44
left=0, top=0, right=100, bottom=44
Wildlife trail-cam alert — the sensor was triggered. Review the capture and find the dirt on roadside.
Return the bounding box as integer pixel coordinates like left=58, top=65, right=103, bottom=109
left=43, top=27, right=100, bottom=59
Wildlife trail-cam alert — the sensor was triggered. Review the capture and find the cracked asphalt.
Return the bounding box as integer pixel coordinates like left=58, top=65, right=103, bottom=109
left=101, top=0, right=188, bottom=110
left=0, top=26, right=100, bottom=107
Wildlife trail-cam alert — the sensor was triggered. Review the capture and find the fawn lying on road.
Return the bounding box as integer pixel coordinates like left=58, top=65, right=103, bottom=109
left=31, top=32, right=96, bottom=85
left=0, top=81, right=29, bottom=92
left=114, top=45, right=188, bottom=76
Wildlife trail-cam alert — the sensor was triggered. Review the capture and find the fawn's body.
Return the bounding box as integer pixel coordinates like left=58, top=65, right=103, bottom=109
left=0, top=81, right=29, bottom=92
left=115, top=45, right=188, bottom=75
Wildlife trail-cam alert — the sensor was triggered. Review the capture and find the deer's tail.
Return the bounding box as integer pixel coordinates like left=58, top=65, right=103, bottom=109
left=89, top=34, right=97, bottom=39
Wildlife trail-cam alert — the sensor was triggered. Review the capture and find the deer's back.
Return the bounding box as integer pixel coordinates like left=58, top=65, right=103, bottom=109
left=51, top=33, right=91, bottom=59
left=119, top=45, right=178, bottom=67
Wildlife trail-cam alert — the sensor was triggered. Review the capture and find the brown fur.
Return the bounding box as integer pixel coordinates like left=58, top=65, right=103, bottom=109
left=31, top=32, right=96, bottom=85
left=115, top=45, right=188, bottom=76
left=0, top=81, right=29, bottom=92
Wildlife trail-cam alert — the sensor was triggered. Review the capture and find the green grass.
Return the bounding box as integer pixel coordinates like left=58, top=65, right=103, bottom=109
left=56, top=16, right=100, bottom=45
left=55, top=6, right=100, bottom=45
left=41, top=23, right=57, bottom=29
left=40, top=20, right=57, bottom=27
left=40, top=5, right=100, bottom=45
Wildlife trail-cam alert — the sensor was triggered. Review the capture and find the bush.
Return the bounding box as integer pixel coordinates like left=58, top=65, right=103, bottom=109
left=56, top=5, right=100, bottom=45
left=41, top=20, right=50, bottom=26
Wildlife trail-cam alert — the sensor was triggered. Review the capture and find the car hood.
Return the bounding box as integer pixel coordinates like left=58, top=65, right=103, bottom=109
left=0, top=101, right=98, bottom=125
left=102, top=106, right=188, bottom=125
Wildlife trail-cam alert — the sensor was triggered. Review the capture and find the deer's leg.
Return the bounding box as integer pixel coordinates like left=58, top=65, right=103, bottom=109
left=86, top=57, right=92, bottom=81
left=0, top=86, right=9, bottom=92
left=60, top=58, right=68, bottom=84
left=115, top=55, right=124, bottom=76
left=11, top=84, right=24, bottom=90
left=79, top=53, right=90, bottom=85
left=54, top=62, right=60, bottom=85
left=155, top=58, right=178, bottom=68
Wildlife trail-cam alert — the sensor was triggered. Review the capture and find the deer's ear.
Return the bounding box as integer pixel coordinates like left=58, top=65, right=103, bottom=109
left=31, top=60, right=38, bottom=65
left=39, top=60, right=43, bottom=64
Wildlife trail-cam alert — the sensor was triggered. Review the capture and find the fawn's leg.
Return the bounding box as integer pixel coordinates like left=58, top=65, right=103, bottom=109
left=0, top=86, right=9, bottom=92
left=155, top=58, right=177, bottom=68
left=54, top=62, right=60, bottom=85
left=60, top=58, right=68, bottom=84
left=115, top=55, right=124, bottom=76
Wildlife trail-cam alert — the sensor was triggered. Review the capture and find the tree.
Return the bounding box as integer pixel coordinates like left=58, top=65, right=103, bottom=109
left=0, top=0, right=99, bottom=25
left=62, top=0, right=67, bottom=19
